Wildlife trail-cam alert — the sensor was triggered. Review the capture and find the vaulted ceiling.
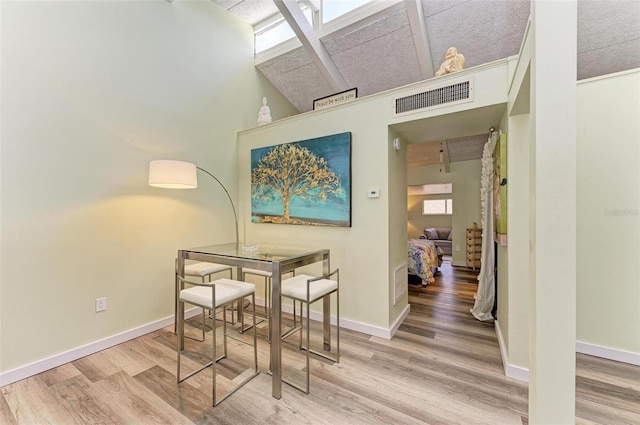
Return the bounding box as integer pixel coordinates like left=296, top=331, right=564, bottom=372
left=212, top=0, right=640, bottom=166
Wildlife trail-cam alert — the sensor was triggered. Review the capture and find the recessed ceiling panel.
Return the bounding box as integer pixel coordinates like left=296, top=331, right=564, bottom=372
left=322, top=8, right=422, bottom=98
left=212, top=0, right=280, bottom=25
left=256, top=48, right=314, bottom=78
left=578, top=0, right=640, bottom=79
left=446, top=135, right=488, bottom=163
left=423, top=0, right=530, bottom=71
left=578, top=0, right=640, bottom=53
left=257, top=50, right=334, bottom=112
left=322, top=8, right=409, bottom=54
left=222, top=0, right=638, bottom=114
left=407, top=141, right=442, bottom=168
left=330, top=26, right=423, bottom=97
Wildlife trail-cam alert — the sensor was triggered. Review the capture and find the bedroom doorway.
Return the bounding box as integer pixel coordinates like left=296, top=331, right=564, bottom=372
left=407, top=258, right=480, bottom=300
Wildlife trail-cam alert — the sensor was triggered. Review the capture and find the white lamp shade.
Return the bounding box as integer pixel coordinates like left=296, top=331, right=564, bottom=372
left=148, top=160, right=198, bottom=189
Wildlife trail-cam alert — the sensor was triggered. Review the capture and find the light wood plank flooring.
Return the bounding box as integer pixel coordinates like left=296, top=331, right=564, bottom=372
left=2, top=261, right=638, bottom=424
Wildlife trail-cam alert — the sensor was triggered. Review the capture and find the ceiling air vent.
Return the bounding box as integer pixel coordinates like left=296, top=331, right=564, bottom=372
left=393, top=77, right=473, bottom=116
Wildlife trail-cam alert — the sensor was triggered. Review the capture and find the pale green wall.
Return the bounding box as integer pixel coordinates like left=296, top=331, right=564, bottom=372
left=577, top=69, right=640, bottom=354
left=501, top=115, right=531, bottom=370
left=388, top=130, right=409, bottom=321
left=408, top=160, right=482, bottom=265
left=408, top=192, right=453, bottom=238
left=238, top=59, right=512, bottom=333
left=529, top=2, right=577, bottom=421
left=0, top=1, right=295, bottom=373
left=500, top=14, right=533, bottom=378
left=238, top=96, right=394, bottom=330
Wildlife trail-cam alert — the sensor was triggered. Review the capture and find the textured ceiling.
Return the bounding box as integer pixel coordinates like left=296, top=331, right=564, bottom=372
left=212, top=0, right=640, bottom=165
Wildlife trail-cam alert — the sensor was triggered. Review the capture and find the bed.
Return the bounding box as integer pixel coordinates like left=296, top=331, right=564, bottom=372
left=408, top=239, right=444, bottom=286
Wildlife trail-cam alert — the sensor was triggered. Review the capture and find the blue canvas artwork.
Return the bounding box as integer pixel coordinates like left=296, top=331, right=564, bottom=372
left=251, top=132, right=352, bottom=227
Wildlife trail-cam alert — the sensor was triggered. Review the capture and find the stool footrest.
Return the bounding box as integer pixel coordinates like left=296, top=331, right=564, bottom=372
left=281, top=325, right=302, bottom=341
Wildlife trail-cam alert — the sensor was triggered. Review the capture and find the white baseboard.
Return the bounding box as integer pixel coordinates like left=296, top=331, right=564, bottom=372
left=451, top=260, right=466, bottom=267
left=1, top=298, right=402, bottom=387
left=0, top=308, right=202, bottom=387
left=493, top=321, right=640, bottom=383
left=576, top=341, right=640, bottom=366
left=494, top=320, right=529, bottom=382
left=281, top=298, right=402, bottom=340
left=389, top=304, right=411, bottom=339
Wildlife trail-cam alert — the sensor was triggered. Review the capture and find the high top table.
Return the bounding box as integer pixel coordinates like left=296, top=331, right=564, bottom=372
left=176, top=243, right=331, bottom=399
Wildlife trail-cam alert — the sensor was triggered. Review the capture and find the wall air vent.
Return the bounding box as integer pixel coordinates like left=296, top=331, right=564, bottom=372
left=393, top=263, right=408, bottom=306
left=393, top=77, right=473, bottom=116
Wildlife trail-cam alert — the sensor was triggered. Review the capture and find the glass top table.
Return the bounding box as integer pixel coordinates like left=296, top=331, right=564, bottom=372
left=176, top=243, right=330, bottom=399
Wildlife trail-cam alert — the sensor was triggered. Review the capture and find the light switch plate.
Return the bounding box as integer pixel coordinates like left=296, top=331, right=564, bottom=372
left=368, top=188, right=380, bottom=198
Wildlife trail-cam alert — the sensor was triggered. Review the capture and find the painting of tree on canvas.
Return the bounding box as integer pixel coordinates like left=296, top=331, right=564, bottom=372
left=251, top=132, right=351, bottom=227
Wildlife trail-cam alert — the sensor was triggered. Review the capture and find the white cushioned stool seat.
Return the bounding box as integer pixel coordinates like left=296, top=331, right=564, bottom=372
left=242, top=268, right=272, bottom=277
left=281, top=274, right=337, bottom=301
left=180, top=279, right=255, bottom=308
left=185, top=262, right=232, bottom=277
left=174, top=261, right=234, bottom=335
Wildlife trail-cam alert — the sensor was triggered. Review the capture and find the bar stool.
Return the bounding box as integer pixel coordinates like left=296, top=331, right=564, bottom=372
left=186, top=262, right=240, bottom=324
left=280, top=269, right=340, bottom=394
left=174, top=261, right=234, bottom=338
left=240, top=269, right=296, bottom=332
left=176, top=276, right=259, bottom=406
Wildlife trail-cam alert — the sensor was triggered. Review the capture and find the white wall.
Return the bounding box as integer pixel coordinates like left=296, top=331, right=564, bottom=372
left=0, top=1, right=296, bottom=379
left=576, top=69, right=640, bottom=357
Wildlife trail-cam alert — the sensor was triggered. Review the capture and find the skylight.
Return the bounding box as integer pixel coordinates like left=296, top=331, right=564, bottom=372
left=254, top=0, right=373, bottom=54
left=322, top=0, right=372, bottom=24
left=255, top=6, right=312, bottom=54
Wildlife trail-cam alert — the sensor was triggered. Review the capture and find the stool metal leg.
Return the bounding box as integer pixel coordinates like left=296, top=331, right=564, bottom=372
left=281, top=270, right=340, bottom=394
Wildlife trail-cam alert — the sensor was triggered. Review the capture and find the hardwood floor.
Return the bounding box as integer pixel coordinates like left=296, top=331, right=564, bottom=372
left=2, top=261, right=638, bottom=424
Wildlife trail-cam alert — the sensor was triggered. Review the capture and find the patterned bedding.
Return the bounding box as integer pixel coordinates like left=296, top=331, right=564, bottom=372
left=408, top=239, right=444, bottom=286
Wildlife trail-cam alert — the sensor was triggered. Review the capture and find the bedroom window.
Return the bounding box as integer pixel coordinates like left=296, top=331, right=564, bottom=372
left=422, top=199, right=453, bottom=215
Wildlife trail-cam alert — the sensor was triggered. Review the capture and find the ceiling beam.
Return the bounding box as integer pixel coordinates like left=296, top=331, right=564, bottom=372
left=404, top=0, right=434, bottom=79
left=274, top=0, right=349, bottom=92
left=299, top=0, right=320, bottom=12
left=440, top=141, right=450, bottom=173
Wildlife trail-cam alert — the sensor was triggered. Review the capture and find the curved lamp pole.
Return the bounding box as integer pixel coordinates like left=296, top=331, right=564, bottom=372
left=149, top=160, right=239, bottom=244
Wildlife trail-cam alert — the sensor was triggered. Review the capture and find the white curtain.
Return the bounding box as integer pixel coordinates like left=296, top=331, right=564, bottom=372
left=471, top=133, right=497, bottom=321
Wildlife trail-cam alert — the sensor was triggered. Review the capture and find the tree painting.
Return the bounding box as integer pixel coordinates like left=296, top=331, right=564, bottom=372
left=251, top=132, right=351, bottom=227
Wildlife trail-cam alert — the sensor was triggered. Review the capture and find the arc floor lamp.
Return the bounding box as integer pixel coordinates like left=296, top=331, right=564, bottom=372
left=148, top=160, right=239, bottom=244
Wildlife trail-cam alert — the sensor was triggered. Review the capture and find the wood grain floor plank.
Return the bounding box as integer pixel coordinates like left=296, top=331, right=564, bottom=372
left=122, top=331, right=182, bottom=376
left=93, top=370, right=196, bottom=425
left=133, top=365, right=212, bottom=423
left=2, top=262, right=638, bottom=424
left=71, top=351, right=121, bottom=383
left=47, top=374, right=121, bottom=424
left=0, top=389, right=18, bottom=425
left=103, top=339, right=158, bottom=377
left=1, top=372, right=79, bottom=424
left=576, top=353, right=640, bottom=392
left=36, top=362, right=82, bottom=387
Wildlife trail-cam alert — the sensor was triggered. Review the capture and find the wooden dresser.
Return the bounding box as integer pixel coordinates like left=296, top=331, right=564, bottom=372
left=466, top=227, right=482, bottom=270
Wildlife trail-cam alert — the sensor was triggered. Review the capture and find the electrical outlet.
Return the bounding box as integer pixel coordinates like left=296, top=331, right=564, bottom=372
left=96, top=297, right=107, bottom=312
